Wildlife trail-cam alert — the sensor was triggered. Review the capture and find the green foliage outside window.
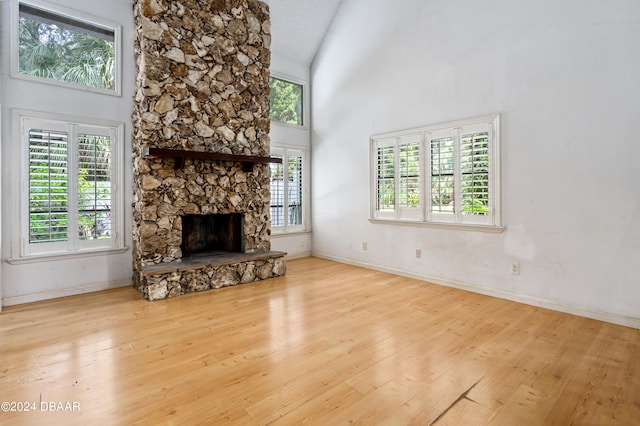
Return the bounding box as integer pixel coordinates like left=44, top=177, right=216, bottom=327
left=18, top=4, right=115, bottom=90
left=430, top=133, right=490, bottom=216
left=269, top=77, right=303, bottom=126
left=460, top=133, right=489, bottom=215
left=77, top=134, right=112, bottom=240
left=376, top=146, right=395, bottom=210
left=399, top=143, right=420, bottom=208
left=29, top=130, right=69, bottom=243
left=431, top=137, right=454, bottom=213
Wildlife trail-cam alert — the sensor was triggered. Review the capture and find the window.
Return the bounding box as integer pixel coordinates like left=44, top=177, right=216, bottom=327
left=15, top=110, right=124, bottom=257
left=371, top=114, right=501, bottom=230
left=14, top=0, right=120, bottom=94
left=374, top=134, right=423, bottom=221
left=269, top=147, right=306, bottom=233
left=269, top=76, right=303, bottom=126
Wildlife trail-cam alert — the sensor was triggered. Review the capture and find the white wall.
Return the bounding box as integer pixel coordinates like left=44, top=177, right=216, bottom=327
left=311, top=0, right=640, bottom=324
left=269, top=52, right=312, bottom=258
left=0, top=0, right=134, bottom=305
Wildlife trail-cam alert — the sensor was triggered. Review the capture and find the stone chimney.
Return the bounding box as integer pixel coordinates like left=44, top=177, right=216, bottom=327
left=131, top=0, right=285, bottom=301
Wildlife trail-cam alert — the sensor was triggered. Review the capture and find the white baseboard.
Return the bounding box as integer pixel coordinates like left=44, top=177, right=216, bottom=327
left=286, top=250, right=312, bottom=260
left=2, top=279, right=132, bottom=307
left=312, top=252, right=640, bottom=330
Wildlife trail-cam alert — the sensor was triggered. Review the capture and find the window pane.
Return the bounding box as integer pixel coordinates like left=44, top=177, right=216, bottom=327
left=269, top=77, right=303, bottom=126
left=269, top=158, right=284, bottom=227
left=18, top=3, right=115, bottom=90
left=377, top=146, right=395, bottom=211
left=430, top=137, right=454, bottom=214
left=399, top=142, right=420, bottom=208
left=29, top=128, right=69, bottom=243
left=78, top=134, right=112, bottom=240
left=461, top=132, right=489, bottom=216
left=287, top=155, right=303, bottom=226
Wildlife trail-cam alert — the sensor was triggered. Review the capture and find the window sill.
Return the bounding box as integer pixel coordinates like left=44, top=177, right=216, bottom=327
left=369, top=218, right=505, bottom=233
left=6, top=246, right=129, bottom=265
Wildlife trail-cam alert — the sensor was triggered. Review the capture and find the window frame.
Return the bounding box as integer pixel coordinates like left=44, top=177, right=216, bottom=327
left=370, top=114, right=502, bottom=232
left=268, top=74, right=306, bottom=129
left=269, top=145, right=308, bottom=234
left=10, top=109, right=126, bottom=262
left=11, top=0, right=122, bottom=96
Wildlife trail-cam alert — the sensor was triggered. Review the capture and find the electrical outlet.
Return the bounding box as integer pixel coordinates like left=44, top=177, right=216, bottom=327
left=511, top=262, right=520, bottom=275
left=362, top=242, right=367, bottom=251
left=415, top=249, right=421, bottom=258
left=299, top=239, right=305, bottom=248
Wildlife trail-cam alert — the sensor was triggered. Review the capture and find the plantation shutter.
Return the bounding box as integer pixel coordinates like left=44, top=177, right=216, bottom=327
left=370, top=114, right=500, bottom=228
left=460, top=132, right=489, bottom=215
left=269, top=148, right=305, bottom=232
left=28, top=127, right=69, bottom=244
left=22, top=116, right=119, bottom=256
left=428, top=129, right=456, bottom=222
left=287, top=151, right=303, bottom=227
left=77, top=130, right=112, bottom=241
left=458, top=122, right=494, bottom=225
left=269, top=149, right=285, bottom=227
left=374, top=138, right=396, bottom=217
left=397, top=134, right=423, bottom=220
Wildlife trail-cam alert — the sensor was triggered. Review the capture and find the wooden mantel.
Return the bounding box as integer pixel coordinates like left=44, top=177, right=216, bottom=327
left=142, top=147, right=282, bottom=171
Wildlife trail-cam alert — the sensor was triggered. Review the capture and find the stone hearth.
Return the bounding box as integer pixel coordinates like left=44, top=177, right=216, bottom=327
left=131, top=0, right=285, bottom=301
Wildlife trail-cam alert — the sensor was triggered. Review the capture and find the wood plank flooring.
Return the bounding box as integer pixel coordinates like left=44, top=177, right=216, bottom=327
left=0, top=257, right=638, bottom=425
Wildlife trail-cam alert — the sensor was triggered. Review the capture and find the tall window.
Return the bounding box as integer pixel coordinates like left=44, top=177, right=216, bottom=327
left=371, top=115, right=501, bottom=229
left=14, top=1, right=120, bottom=94
left=17, top=111, right=124, bottom=256
left=269, top=76, right=303, bottom=126
left=270, top=147, right=306, bottom=233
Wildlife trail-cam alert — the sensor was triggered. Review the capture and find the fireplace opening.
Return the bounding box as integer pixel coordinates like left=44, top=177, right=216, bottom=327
left=181, top=213, right=245, bottom=257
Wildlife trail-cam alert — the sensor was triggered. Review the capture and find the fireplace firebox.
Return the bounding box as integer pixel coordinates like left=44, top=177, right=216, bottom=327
left=181, top=214, right=244, bottom=257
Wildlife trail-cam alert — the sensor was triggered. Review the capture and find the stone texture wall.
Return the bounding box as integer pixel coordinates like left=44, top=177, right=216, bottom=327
left=132, top=0, right=279, bottom=297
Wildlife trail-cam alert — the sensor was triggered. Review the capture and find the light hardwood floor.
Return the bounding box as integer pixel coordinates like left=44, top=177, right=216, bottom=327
left=1, top=257, right=638, bottom=425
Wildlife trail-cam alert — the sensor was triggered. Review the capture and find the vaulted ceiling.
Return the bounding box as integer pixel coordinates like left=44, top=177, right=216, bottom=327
left=263, top=0, right=343, bottom=67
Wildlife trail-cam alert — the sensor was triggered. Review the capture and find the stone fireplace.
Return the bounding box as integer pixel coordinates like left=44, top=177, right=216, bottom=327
left=131, top=0, right=285, bottom=301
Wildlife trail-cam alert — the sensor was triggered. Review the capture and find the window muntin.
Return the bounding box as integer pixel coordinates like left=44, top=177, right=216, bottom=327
left=371, top=115, right=500, bottom=229
left=15, top=1, right=119, bottom=94
left=270, top=147, right=306, bottom=233
left=269, top=77, right=303, bottom=126
left=18, top=112, right=123, bottom=256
